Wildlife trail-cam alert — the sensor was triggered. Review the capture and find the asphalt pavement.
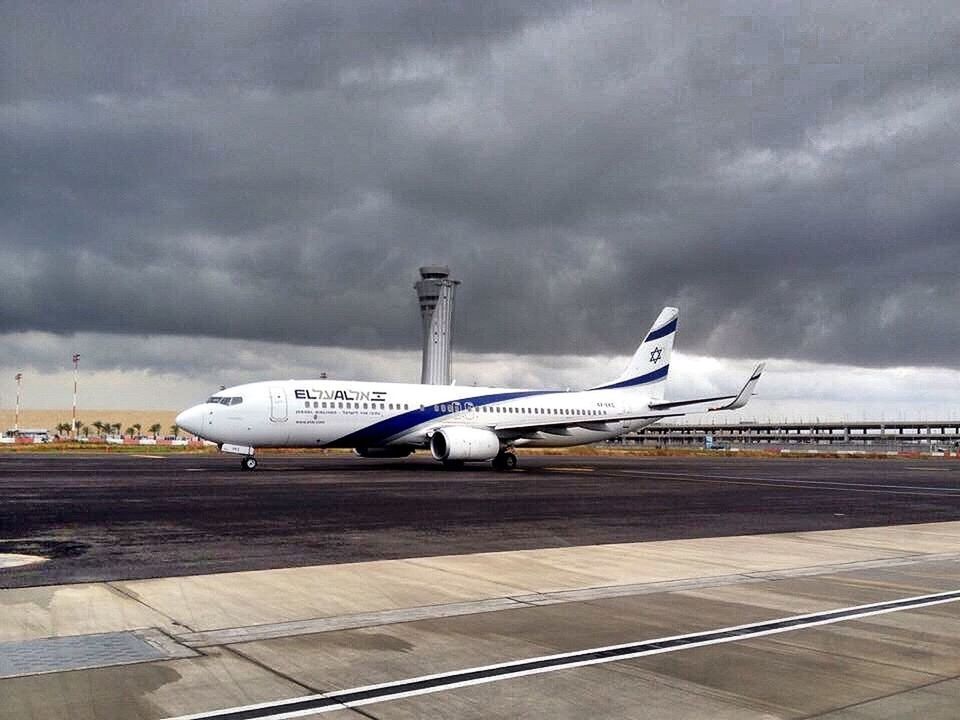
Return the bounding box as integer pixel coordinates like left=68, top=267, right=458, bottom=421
left=2, top=452, right=960, bottom=587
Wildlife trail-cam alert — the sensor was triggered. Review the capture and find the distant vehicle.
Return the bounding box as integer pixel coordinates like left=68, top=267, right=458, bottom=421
left=176, top=307, right=765, bottom=471
left=2, top=428, right=50, bottom=443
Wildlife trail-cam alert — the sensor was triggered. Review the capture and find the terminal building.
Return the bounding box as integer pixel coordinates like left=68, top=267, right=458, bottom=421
left=622, top=419, right=960, bottom=451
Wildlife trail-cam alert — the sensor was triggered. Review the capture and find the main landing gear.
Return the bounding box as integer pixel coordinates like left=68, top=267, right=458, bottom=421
left=492, top=450, right=518, bottom=472
left=241, top=456, right=258, bottom=471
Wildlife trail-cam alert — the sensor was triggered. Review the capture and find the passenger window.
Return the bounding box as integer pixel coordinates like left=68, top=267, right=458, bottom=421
left=404, top=404, right=409, bottom=410
left=338, top=402, right=344, bottom=409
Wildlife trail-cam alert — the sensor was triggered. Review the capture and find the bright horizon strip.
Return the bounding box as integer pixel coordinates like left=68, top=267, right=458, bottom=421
left=165, top=587, right=960, bottom=720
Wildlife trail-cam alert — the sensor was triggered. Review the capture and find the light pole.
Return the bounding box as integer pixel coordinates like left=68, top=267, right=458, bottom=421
left=72, top=353, right=80, bottom=439
left=14, top=372, right=22, bottom=435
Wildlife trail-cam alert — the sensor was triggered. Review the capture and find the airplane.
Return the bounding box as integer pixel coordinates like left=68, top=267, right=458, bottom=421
left=174, top=307, right=764, bottom=471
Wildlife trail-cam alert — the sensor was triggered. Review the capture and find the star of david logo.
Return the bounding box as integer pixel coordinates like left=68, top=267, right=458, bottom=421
left=649, top=347, right=663, bottom=364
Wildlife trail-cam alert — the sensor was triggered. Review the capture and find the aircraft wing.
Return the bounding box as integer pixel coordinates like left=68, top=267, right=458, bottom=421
left=648, top=362, right=766, bottom=413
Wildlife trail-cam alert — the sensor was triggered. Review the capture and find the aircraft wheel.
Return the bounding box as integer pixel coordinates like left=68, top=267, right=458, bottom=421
left=493, top=451, right=517, bottom=471
left=241, top=456, right=258, bottom=471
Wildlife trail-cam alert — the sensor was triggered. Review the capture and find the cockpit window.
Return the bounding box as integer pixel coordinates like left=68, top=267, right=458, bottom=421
left=207, top=396, right=243, bottom=405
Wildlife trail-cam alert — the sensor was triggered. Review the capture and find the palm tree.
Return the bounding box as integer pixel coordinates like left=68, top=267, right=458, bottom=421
left=81, top=425, right=90, bottom=437
left=149, top=423, right=162, bottom=438
left=55, top=422, right=71, bottom=437
left=111, top=422, right=122, bottom=437
left=169, top=424, right=180, bottom=438
left=92, top=421, right=105, bottom=437
left=124, top=427, right=135, bottom=438
left=132, top=423, right=142, bottom=438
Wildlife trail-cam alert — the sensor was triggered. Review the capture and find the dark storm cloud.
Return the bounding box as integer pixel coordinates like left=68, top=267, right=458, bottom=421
left=2, top=0, right=960, bottom=368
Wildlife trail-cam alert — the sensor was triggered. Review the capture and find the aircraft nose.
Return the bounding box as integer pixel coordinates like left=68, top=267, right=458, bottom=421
left=175, top=405, right=203, bottom=436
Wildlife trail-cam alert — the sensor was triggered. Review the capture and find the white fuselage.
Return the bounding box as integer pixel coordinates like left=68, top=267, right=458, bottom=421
left=176, top=379, right=657, bottom=450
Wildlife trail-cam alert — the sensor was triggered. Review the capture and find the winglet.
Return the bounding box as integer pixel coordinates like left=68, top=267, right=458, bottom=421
left=709, top=362, right=765, bottom=411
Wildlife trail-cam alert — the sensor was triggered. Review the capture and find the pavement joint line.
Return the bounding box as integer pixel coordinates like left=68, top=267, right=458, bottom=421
left=400, top=556, right=537, bottom=594
left=173, top=552, right=960, bottom=648
left=795, top=672, right=960, bottom=720
left=613, top=468, right=960, bottom=496
left=620, top=467, right=960, bottom=489
left=739, top=553, right=960, bottom=581
left=760, top=632, right=949, bottom=681
left=105, top=581, right=198, bottom=634
left=176, top=598, right=524, bottom=647
left=219, top=644, right=327, bottom=699
left=506, top=594, right=546, bottom=608
left=160, top=588, right=960, bottom=720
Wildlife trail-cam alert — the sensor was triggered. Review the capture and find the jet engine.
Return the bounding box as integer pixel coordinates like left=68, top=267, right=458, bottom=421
left=354, top=446, right=414, bottom=458
left=430, top=427, right=501, bottom=461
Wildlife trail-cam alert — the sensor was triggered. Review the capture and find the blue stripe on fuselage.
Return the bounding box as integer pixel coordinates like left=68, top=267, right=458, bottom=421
left=333, top=388, right=564, bottom=447
left=644, top=318, right=677, bottom=342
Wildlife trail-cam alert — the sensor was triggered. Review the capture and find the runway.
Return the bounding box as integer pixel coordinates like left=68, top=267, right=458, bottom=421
left=3, top=453, right=960, bottom=719
left=3, top=453, right=960, bottom=587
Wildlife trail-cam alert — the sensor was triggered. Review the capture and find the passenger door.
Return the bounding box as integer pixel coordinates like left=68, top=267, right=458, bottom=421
left=269, top=386, right=288, bottom=423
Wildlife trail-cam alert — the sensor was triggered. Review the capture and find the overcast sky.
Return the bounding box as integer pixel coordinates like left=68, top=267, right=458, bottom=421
left=2, top=1, right=959, bottom=417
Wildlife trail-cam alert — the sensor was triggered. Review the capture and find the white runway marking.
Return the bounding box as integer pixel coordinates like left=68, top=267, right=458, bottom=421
left=164, top=588, right=960, bottom=720
left=129, top=454, right=166, bottom=459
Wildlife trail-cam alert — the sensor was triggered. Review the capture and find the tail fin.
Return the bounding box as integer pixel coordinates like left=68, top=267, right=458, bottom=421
left=592, top=307, right=678, bottom=396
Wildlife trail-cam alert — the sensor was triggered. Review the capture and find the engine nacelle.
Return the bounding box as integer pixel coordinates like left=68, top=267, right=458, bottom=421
left=354, top=446, right=414, bottom=458
left=430, top=427, right=501, bottom=461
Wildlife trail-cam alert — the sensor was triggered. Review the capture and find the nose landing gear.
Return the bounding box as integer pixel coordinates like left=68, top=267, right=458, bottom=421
left=220, top=443, right=258, bottom=471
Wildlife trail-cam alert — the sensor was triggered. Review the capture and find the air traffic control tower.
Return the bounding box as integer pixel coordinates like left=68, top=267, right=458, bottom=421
left=415, top=265, right=460, bottom=385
